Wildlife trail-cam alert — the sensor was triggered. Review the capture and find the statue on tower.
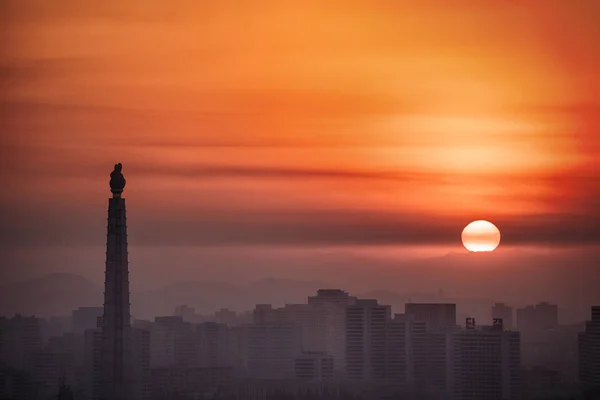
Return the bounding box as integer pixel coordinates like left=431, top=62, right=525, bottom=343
left=110, top=163, right=126, bottom=194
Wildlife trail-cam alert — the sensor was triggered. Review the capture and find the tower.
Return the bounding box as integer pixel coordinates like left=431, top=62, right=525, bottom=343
left=99, top=163, right=133, bottom=400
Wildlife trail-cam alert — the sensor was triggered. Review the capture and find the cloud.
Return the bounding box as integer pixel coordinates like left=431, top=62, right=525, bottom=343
left=2, top=202, right=598, bottom=248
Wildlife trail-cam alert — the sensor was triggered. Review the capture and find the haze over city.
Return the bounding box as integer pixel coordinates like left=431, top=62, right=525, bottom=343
left=1, top=1, right=599, bottom=400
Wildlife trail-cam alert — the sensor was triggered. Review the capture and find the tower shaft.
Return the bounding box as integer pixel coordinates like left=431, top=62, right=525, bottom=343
left=100, top=196, right=133, bottom=400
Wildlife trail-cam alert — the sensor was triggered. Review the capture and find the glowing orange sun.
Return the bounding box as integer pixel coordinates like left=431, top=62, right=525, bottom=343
left=461, top=220, right=501, bottom=252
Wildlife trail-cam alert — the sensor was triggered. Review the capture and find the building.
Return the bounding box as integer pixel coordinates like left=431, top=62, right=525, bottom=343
left=535, top=302, right=559, bottom=329
left=450, top=321, right=521, bottom=400
left=151, top=316, right=198, bottom=368
left=402, top=303, right=458, bottom=396
left=196, top=322, right=230, bottom=367
left=308, top=289, right=356, bottom=376
left=97, top=164, right=149, bottom=400
left=174, top=305, right=197, bottom=322
left=294, top=351, right=334, bottom=381
left=385, top=314, right=410, bottom=385
left=0, top=367, right=38, bottom=400
left=226, top=326, right=249, bottom=376
left=42, top=316, right=72, bottom=342
left=31, top=351, right=76, bottom=399
left=245, top=322, right=303, bottom=379
left=83, top=328, right=102, bottom=400
left=491, top=303, right=513, bottom=331
left=0, top=315, right=43, bottom=371
left=32, top=332, right=86, bottom=398
left=345, top=299, right=391, bottom=381
left=280, top=304, right=316, bottom=350
left=252, top=302, right=331, bottom=360
left=522, top=367, right=571, bottom=400
left=72, top=307, right=104, bottom=334
left=405, top=303, right=457, bottom=331
left=252, top=304, right=281, bottom=324
left=215, top=308, right=238, bottom=326
left=132, top=328, right=151, bottom=400
left=579, top=306, right=600, bottom=390
left=409, top=321, right=452, bottom=398
left=150, top=366, right=233, bottom=400
left=516, top=302, right=559, bottom=339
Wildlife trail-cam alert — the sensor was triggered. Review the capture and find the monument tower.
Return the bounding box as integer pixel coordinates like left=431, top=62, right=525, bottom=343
left=99, top=163, right=133, bottom=400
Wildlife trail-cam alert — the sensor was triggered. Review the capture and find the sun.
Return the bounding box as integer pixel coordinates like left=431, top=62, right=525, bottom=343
left=461, top=220, right=501, bottom=252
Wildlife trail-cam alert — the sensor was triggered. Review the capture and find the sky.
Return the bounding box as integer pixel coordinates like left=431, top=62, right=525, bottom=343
left=1, top=1, right=599, bottom=279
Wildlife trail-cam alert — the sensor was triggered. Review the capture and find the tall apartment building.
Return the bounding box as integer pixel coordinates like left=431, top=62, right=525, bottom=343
left=174, top=305, right=197, bottom=322
left=245, top=322, right=303, bottom=379
left=42, top=316, right=72, bottom=342
left=226, top=326, right=248, bottom=376
left=294, top=351, right=334, bottom=381
left=151, top=316, right=198, bottom=367
left=345, top=299, right=391, bottom=381
left=491, top=303, right=514, bottom=331
left=405, top=303, right=457, bottom=331
left=253, top=304, right=282, bottom=324
left=535, top=302, right=559, bottom=329
left=516, top=302, right=559, bottom=339
left=579, top=306, right=600, bottom=390
left=83, top=328, right=102, bottom=400
left=196, top=322, right=230, bottom=367
left=281, top=304, right=316, bottom=351
left=150, top=366, right=233, bottom=398
left=0, top=315, right=43, bottom=370
left=215, top=308, right=238, bottom=326
left=385, top=314, right=410, bottom=385
left=450, top=321, right=521, bottom=400
left=131, top=328, right=151, bottom=400
left=308, top=289, right=356, bottom=376
left=72, top=307, right=104, bottom=334
left=31, top=351, right=76, bottom=399
left=404, top=303, right=457, bottom=397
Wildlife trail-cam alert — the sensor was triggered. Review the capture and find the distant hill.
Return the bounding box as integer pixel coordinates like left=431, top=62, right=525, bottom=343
left=133, top=278, right=331, bottom=318
left=0, top=274, right=332, bottom=319
left=1, top=246, right=598, bottom=324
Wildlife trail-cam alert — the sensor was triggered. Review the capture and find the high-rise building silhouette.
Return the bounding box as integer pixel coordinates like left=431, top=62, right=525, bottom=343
left=245, top=322, right=303, bottom=379
left=405, top=303, right=457, bottom=331
left=404, top=303, right=458, bottom=398
left=516, top=302, right=558, bottom=339
left=72, top=307, right=104, bottom=335
left=492, top=303, right=513, bottom=331
left=385, top=314, right=410, bottom=385
left=84, top=328, right=102, bottom=400
left=294, top=351, right=334, bottom=381
left=150, top=316, right=197, bottom=368
left=308, top=289, right=357, bottom=376
left=196, top=322, right=230, bottom=367
left=579, top=306, right=600, bottom=391
left=451, top=320, right=521, bottom=400
left=345, top=299, right=391, bottom=381
left=0, top=315, right=43, bottom=370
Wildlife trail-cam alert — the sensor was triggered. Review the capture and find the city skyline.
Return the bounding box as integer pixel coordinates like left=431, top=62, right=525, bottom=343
left=0, top=168, right=597, bottom=398
left=2, top=2, right=600, bottom=399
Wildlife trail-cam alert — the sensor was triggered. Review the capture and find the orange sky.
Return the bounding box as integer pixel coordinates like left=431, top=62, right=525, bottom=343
left=1, top=0, right=599, bottom=248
